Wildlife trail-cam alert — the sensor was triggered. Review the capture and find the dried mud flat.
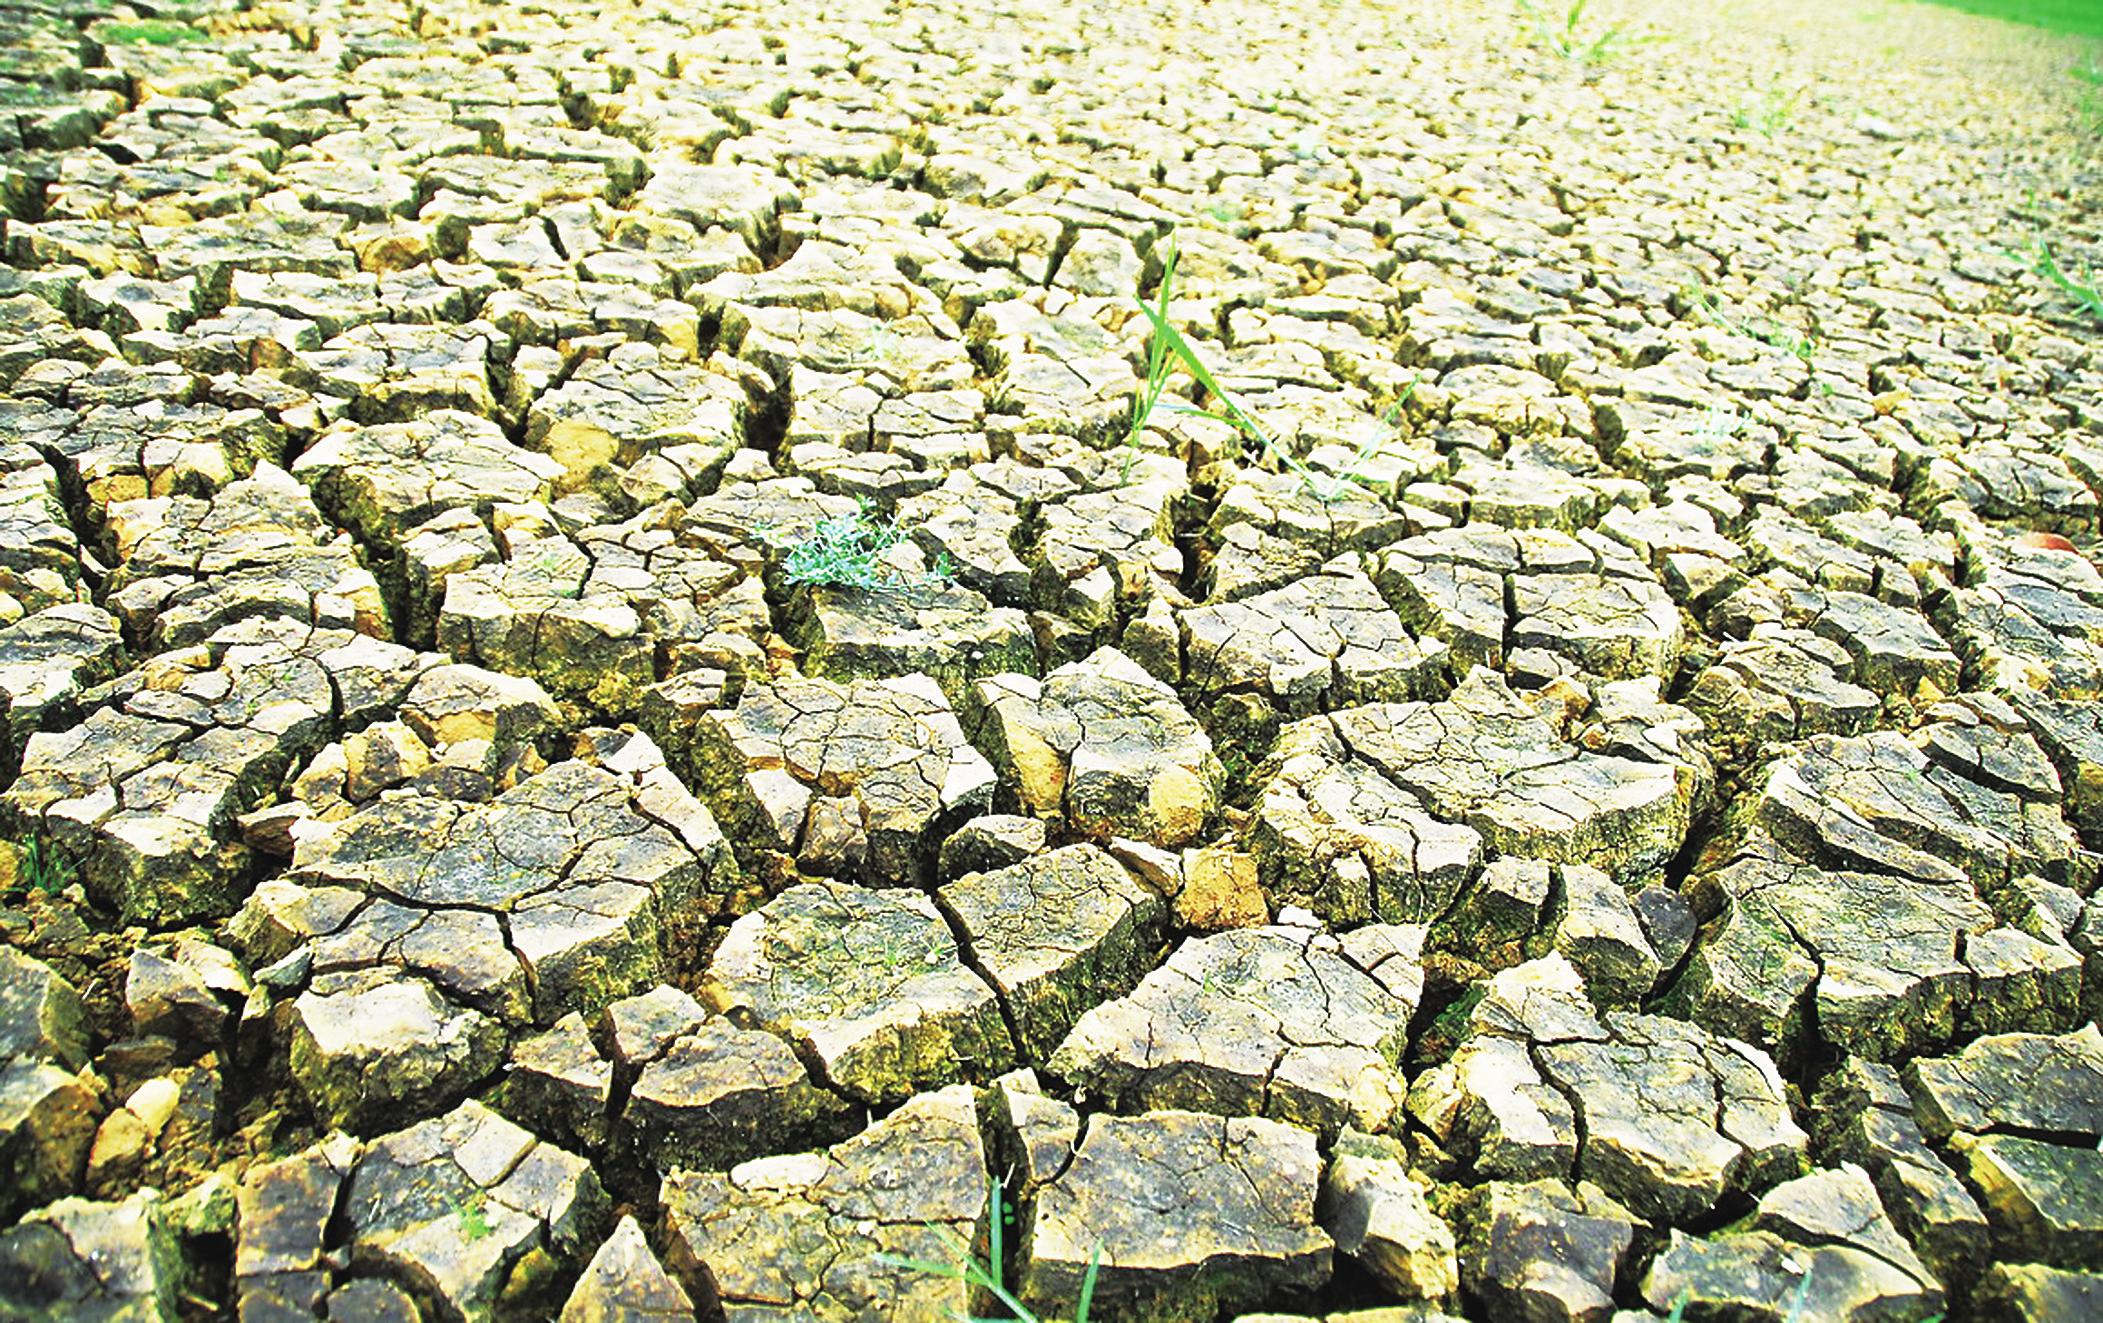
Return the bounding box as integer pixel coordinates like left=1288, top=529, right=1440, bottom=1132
left=0, top=0, right=2101, bottom=1317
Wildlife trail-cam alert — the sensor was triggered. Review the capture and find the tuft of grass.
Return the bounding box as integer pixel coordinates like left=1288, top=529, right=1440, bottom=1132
left=2075, top=57, right=2103, bottom=138
left=1516, top=0, right=1652, bottom=65
left=767, top=501, right=952, bottom=594
left=875, top=1175, right=1100, bottom=1323
left=1730, top=82, right=1801, bottom=137
left=1693, top=403, right=1750, bottom=441
left=452, top=1188, right=495, bottom=1242
left=98, top=20, right=207, bottom=46
left=1120, top=239, right=1415, bottom=502
left=1681, top=278, right=1816, bottom=363
left=2024, top=236, right=2103, bottom=323
left=1913, top=0, right=2103, bottom=41
left=4, top=837, right=75, bottom=901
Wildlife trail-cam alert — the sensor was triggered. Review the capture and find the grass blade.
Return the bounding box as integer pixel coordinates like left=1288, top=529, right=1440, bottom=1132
left=987, top=1179, right=1003, bottom=1296
left=1073, top=1248, right=1101, bottom=1323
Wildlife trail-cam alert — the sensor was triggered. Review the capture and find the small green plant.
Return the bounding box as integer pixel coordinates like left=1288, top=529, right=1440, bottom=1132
left=876, top=1176, right=1100, bottom=1323
left=524, top=546, right=583, bottom=599
left=98, top=20, right=207, bottom=45
left=857, top=322, right=903, bottom=367
left=1516, top=0, right=1650, bottom=65
left=768, top=502, right=951, bottom=593
left=1120, top=241, right=1413, bottom=501
left=1681, top=278, right=1816, bottom=362
left=1426, top=985, right=1487, bottom=1042
left=2074, top=56, right=2103, bottom=138
left=451, top=1188, right=494, bottom=1242
left=1693, top=403, right=1749, bottom=441
left=5, top=837, right=75, bottom=900
left=1730, top=82, right=1801, bottom=136
left=2024, top=236, right=2103, bottom=324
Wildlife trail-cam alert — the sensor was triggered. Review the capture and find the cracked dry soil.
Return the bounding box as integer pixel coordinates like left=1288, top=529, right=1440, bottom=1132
left=0, top=0, right=2101, bottom=1318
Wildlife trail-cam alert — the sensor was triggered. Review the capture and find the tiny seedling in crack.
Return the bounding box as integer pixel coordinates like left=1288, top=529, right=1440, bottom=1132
left=2024, top=236, right=2103, bottom=325
left=4, top=837, right=74, bottom=901
left=1681, top=277, right=1816, bottom=363
left=525, top=547, right=584, bottom=599
left=1730, top=82, right=1800, bottom=137
left=1693, top=403, right=1749, bottom=441
left=452, top=1188, right=495, bottom=1242
left=1121, top=239, right=1416, bottom=502
left=876, top=1174, right=1100, bottom=1323
left=1515, top=0, right=1651, bottom=66
left=99, top=19, right=207, bottom=45
left=768, top=502, right=952, bottom=594
left=2075, top=57, right=2103, bottom=140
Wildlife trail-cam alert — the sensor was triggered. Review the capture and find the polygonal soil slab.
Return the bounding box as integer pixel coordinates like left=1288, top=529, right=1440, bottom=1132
left=1281, top=667, right=1699, bottom=880
left=936, top=843, right=1166, bottom=1059
left=1377, top=525, right=1683, bottom=681
left=341, top=1101, right=607, bottom=1320
left=562, top=1216, right=696, bottom=1322
left=1938, top=529, right=2103, bottom=699
left=0, top=604, right=123, bottom=774
left=102, top=461, right=387, bottom=650
left=0, top=1190, right=181, bottom=1321
left=256, top=728, right=739, bottom=1130
left=701, top=880, right=1014, bottom=1103
left=1811, top=1057, right=1989, bottom=1283
left=1180, top=555, right=1448, bottom=718
left=789, top=574, right=1037, bottom=707
left=500, top=982, right=852, bottom=1177
left=1682, top=628, right=1881, bottom=759
left=1030, top=477, right=1184, bottom=634
left=13, top=394, right=287, bottom=511
left=2, top=620, right=439, bottom=925
left=1676, top=842, right=2079, bottom=1064
left=1050, top=920, right=1423, bottom=1138
left=661, top=1084, right=987, bottom=1322
left=289, top=320, right=504, bottom=423
left=290, top=408, right=564, bottom=550
left=970, top=646, right=1222, bottom=847
left=1016, top=1110, right=1332, bottom=1320
left=524, top=353, right=745, bottom=497
left=1411, top=956, right=1806, bottom=1224
left=1249, top=719, right=1485, bottom=926
left=685, top=671, right=995, bottom=886
left=1641, top=1165, right=1944, bottom=1322
left=0, top=435, right=91, bottom=623
left=438, top=511, right=770, bottom=716
left=1904, top=1025, right=2103, bottom=1144
left=1449, top=1177, right=1640, bottom=1323
left=1902, top=1029, right=2103, bottom=1269
left=1732, top=695, right=2080, bottom=893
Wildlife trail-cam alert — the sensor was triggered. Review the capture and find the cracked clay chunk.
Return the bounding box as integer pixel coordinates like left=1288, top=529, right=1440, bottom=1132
left=1016, top=1110, right=1332, bottom=1320
left=687, top=671, right=995, bottom=886
left=1049, top=921, right=1424, bottom=1138
left=1298, top=667, right=1697, bottom=880
left=970, top=646, right=1223, bottom=847
left=701, top=880, right=1014, bottom=1103
left=1411, top=956, right=1806, bottom=1223
left=661, top=1084, right=987, bottom=1322
left=1180, top=555, right=1449, bottom=717
left=341, top=1101, right=607, bottom=1321
left=936, top=842, right=1166, bottom=1059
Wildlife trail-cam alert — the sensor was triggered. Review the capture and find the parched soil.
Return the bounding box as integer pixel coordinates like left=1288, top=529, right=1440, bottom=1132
left=0, top=0, right=2100, bottom=1318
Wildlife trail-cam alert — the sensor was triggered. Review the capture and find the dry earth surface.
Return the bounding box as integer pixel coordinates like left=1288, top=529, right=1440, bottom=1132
left=0, top=0, right=2100, bottom=1317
